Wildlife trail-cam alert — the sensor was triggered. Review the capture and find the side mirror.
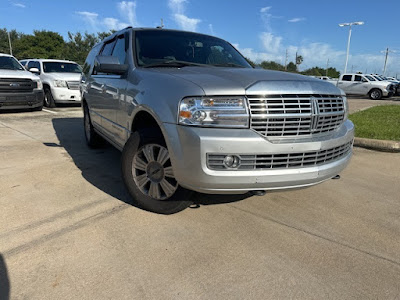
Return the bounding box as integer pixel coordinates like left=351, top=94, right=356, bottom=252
left=29, top=67, right=40, bottom=75
left=94, top=55, right=128, bottom=75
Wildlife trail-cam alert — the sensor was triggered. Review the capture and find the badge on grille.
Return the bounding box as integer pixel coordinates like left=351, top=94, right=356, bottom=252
left=10, top=83, right=20, bottom=87
left=310, top=96, right=320, bottom=132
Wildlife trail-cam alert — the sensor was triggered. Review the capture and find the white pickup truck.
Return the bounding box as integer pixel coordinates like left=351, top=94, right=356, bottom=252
left=331, top=73, right=395, bottom=100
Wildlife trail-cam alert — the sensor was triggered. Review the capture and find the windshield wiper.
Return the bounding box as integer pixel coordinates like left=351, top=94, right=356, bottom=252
left=143, top=60, right=205, bottom=68
left=211, top=63, right=246, bottom=68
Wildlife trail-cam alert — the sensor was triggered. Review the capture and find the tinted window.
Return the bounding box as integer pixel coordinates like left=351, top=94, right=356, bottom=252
left=101, top=40, right=116, bottom=56
left=112, top=36, right=127, bottom=64
left=135, top=30, right=251, bottom=68
left=365, top=75, right=376, bottom=81
left=43, top=62, right=82, bottom=73
left=84, top=44, right=102, bottom=76
left=354, top=75, right=362, bottom=82
left=342, top=75, right=352, bottom=81
left=0, top=56, right=24, bottom=70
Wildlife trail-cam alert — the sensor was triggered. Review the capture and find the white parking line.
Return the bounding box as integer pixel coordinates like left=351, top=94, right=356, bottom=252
left=42, top=109, right=58, bottom=114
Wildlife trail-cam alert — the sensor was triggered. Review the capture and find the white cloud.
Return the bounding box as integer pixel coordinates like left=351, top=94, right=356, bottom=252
left=117, top=1, right=139, bottom=27
left=288, top=17, right=305, bottom=23
left=76, top=1, right=139, bottom=32
left=209, top=24, right=215, bottom=36
left=168, top=0, right=201, bottom=32
left=13, top=3, right=25, bottom=8
left=260, top=6, right=271, bottom=13
left=260, top=32, right=282, bottom=53
left=76, top=11, right=99, bottom=31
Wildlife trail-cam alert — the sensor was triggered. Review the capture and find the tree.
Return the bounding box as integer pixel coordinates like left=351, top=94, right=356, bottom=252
left=245, top=57, right=256, bottom=68
left=295, top=54, right=303, bottom=66
left=0, top=28, right=21, bottom=54
left=97, top=30, right=116, bottom=41
left=13, top=30, right=65, bottom=59
left=65, top=32, right=98, bottom=65
left=286, top=62, right=297, bottom=72
left=260, top=60, right=285, bottom=71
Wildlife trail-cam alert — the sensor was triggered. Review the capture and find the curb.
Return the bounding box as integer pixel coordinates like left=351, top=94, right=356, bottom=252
left=354, top=137, right=400, bottom=152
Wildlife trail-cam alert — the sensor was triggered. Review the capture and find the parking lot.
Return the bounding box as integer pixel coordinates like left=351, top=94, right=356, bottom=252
left=0, top=97, right=400, bottom=299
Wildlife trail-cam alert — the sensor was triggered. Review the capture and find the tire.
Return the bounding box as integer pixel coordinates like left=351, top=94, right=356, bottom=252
left=121, top=128, right=193, bottom=214
left=369, top=89, right=382, bottom=100
left=83, top=104, right=104, bottom=148
left=44, top=88, right=56, bottom=108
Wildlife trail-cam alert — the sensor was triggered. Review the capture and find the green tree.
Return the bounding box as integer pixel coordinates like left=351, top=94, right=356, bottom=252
left=65, top=32, right=98, bottom=65
left=13, top=30, right=65, bottom=59
left=245, top=57, right=256, bottom=68
left=287, top=62, right=297, bottom=72
left=97, top=30, right=116, bottom=41
left=260, top=60, right=285, bottom=71
left=0, top=28, right=22, bottom=54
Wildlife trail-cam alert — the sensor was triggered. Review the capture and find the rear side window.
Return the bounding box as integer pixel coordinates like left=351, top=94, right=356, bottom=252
left=112, top=36, right=127, bottom=64
left=342, top=75, right=352, bottom=81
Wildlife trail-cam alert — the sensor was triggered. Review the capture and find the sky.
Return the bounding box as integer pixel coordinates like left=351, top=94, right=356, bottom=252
left=1, top=0, right=400, bottom=76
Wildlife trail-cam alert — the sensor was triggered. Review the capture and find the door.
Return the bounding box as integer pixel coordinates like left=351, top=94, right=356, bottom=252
left=352, top=75, right=369, bottom=95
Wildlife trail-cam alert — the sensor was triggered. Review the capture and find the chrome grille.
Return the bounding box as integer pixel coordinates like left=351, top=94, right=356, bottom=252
left=248, top=94, right=345, bottom=138
left=207, top=141, right=352, bottom=170
left=67, top=81, right=80, bottom=90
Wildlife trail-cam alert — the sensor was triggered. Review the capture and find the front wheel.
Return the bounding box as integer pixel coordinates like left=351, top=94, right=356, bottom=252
left=121, top=129, right=192, bottom=214
left=44, top=88, right=56, bottom=107
left=369, top=89, right=383, bottom=100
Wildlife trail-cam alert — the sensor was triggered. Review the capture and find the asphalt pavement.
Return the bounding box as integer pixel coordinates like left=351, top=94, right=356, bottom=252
left=0, top=99, right=399, bottom=299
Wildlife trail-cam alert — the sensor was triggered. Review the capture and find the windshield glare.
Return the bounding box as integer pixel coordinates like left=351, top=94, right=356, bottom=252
left=43, top=62, right=82, bottom=73
left=0, top=56, right=24, bottom=70
left=135, top=30, right=252, bottom=68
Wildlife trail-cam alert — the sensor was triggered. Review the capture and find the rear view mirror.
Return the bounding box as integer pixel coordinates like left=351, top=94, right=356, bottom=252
left=29, top=67, right=40, bottom=75
left=94, top=55, right=128, bottom=75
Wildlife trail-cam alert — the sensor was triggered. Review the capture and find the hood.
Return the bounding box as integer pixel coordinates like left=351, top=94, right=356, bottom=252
left=154, top=67, right=342, bottom=96
left=0, top=69, right=39, bottom=80
left=45, top=72, right=81, bottom=81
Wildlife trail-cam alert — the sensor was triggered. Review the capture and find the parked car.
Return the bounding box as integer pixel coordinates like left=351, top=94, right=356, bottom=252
left=0, top=53, right=44, bottom=111
left=335, top=73, right=395, bottom=100
left=81, top=27, right=354, bottom=214
left=370, top=74, right=400, bottom=96
left=20, top=59, right=82, bottom=107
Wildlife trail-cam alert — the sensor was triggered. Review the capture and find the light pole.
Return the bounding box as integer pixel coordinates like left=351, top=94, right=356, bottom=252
left=339, top=21, right=364, bottom=74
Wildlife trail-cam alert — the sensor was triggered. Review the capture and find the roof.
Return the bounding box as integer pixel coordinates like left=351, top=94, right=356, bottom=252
left=22, top=58, right=78, bottom=64
left=0, top=53, right=14, bottom=57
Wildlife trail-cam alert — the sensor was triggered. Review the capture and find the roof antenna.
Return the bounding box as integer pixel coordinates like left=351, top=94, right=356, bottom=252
left=156, top=18, right=164, bottom=29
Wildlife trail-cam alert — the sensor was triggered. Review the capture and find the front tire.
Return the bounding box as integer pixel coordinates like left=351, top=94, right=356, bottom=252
left=121, top=129, right=192, bottom=214
left=44, top=88, right=56, bottom=107
left=83, top=104, right=104, bottom=148
left=369, top=89, right=383, bottom=100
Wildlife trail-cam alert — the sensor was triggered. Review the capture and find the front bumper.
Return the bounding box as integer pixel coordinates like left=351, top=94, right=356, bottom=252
left=51, top=87, right=81, bottom=103
left=0, top=90, right=44, bottom=110
left=164, top=120, right=354, bottom=194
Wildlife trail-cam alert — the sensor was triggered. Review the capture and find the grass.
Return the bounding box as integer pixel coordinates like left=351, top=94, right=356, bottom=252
left=349, top=105, right=400, bottom=141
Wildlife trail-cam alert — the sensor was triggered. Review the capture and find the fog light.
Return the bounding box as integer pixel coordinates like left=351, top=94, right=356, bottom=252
left=223, top=155, right=240, bottom=168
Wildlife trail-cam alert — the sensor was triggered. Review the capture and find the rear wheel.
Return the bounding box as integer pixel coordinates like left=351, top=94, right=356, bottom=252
left=369, top=89, right=382, bottom=100
left=121, top=129, right=192, bottom=214
left=44, top=88, right=56, bottom=107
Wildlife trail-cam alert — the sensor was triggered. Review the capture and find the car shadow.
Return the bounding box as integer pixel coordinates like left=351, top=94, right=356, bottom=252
left=0, top=254, right=10, bottom=300
left=51, top=118, right=253, bottom=211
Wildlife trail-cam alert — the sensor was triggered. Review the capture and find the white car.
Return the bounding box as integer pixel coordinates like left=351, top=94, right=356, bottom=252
left=0, top=53, right=44, bottom=111
left=20, top=59, right=82, bottom=107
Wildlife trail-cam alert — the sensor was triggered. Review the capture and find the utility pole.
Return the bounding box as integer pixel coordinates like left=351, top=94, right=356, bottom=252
left=295, top=51, right=298, bottom=71
left=326, top=59, right=329, bottom=76
left=7, top=31, right=13, bottom=56
left=381, top=47, right=395, bottom=76
left=157, top=18, right=164, bottom=29
left=284, top=49, right=288, bottom=71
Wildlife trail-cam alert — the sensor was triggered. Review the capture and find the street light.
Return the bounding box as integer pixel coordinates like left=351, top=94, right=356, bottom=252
left=339, top=21, right=364, bottom=74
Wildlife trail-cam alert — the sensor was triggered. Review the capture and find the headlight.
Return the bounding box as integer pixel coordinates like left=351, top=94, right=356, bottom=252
left=34, top=79, right=43, bottom=90
left=343, top=96, right=349, bottom=120
left=178, top=96, right=249, bottom=128
left=54, top=80, right=67, bottom=88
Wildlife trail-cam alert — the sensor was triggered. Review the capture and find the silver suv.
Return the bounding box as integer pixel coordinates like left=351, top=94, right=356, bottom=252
left=81, top=28, right=354, bottom=214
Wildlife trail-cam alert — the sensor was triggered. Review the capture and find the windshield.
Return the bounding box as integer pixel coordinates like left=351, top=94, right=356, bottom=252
left=0, top=56, right=24, bottom=70
left=365, top=75, right=375, bottom=81
left=43, top=62, right=82, bottom=73
left=135, top=30, right=252, bottom=68
left=373, top=76, right=383, bottom=81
